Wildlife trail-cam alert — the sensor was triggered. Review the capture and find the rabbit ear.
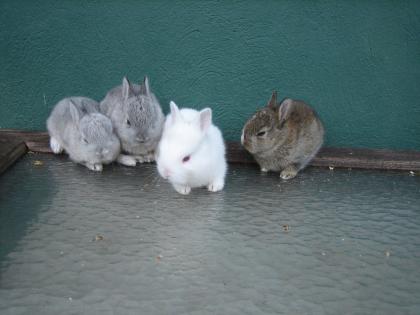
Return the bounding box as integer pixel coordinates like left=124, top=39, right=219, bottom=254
left=169, top=101, right=180, bottom=123
left=69, top=100, right=80, bottom=123
left=122, top=76, right=133, bottom=101
left=278, top=98, right=294, bottom=123
left=140, top=76, right=151, bottom=96
left=199, top=108, right=212, bottom=132
left=267, top=91, right=277, bottom=109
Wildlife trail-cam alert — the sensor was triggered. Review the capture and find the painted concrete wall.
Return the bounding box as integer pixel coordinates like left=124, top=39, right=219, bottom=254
left=1, top=0, right=419, bottom=149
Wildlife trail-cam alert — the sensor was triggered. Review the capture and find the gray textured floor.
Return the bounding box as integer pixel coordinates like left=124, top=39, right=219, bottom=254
left=1, top=154, right=420, bottom=315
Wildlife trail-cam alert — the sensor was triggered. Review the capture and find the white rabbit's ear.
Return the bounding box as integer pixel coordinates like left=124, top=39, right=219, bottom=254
left=267, top=91, right=277, bottom=109
left=122, top=76, right=133, bottom=101
left=278, top=98, right=293, bottom=124
left=69, top=100, right=80, bottom=123
left=199, top=108, right=212, bottom=132
left=169, top=101, right=180, bottom=123
left=140, top=76, right=150, bottom=96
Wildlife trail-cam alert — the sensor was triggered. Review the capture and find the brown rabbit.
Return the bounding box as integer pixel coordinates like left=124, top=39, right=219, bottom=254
left=241, top=91, right=324, bottom=179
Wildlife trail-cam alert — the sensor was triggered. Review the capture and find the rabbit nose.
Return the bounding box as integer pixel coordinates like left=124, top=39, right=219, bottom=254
left=163, top=168, right=171, bottom=179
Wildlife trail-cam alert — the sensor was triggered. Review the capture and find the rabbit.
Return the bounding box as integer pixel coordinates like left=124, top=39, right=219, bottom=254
left=100, top=76, right=164, bottom=167
left=156, top=101, right=227, bottom=195
left=241, top=91, right=324, bottom=179
left=47, top=97, right=121, bottom=171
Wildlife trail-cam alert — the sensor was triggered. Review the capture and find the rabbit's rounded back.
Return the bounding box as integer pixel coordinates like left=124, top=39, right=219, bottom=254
left=100, top=76, right=164, bottom=155
left=241, top=91, right=324, bottom=170
left=156, top=101, right=226, bottom=188
left=47, top=97, right=120, bottom=164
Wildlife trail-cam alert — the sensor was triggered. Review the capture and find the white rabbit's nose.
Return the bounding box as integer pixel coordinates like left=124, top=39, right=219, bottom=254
left=163, top=168, right=171, bottom=179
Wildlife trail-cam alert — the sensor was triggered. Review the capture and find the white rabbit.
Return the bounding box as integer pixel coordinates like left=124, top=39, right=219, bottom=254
left=156, top=101, right=227, bottom=195
left=47, top=97, right=121, bottom=171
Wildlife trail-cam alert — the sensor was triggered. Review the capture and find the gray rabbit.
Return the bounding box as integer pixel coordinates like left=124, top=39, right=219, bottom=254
left=100, top=76, right=164, bottom=166
left=47, top=97, right=121, bottom=171
left=241, top=91, right=324, bottom=179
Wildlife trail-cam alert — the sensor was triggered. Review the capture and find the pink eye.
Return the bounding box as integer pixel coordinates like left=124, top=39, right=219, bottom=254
left=182, top=155, right=191, bottom=163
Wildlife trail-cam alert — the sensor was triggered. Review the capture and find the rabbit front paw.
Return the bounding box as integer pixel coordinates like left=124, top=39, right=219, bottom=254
left=173, top=184, right=191, bottom=195
left=86, top=163, right=103, bottom=172
left=117, top=154, right=137, bottom=167
left=208, top=180, right=224, bottom=192
left=280, top=166, right=298, bottom=180
left=135, top=153, right=155, bottom=163
left=50, top=137, right=63, bottom=154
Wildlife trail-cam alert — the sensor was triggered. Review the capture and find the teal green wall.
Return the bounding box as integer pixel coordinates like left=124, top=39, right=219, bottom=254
left=1, top=1, right=419, bottom=150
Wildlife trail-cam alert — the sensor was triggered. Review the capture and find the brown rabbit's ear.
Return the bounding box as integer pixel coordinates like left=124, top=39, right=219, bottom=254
left=266, top=91, right=277, bottom=109
left=278, top=98, right=294, bottom=124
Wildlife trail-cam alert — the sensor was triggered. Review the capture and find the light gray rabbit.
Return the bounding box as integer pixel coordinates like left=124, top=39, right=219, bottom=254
left=100, top=76, right=164, bottom=166
left=47, top=97, right=121, bottom=171
left=241, top=91, right=324, bottom=179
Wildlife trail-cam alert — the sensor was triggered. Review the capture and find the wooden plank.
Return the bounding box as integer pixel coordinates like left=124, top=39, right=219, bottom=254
left=227, top=142, right=420, bottom=171
left=1, top=129, right=420, bottom=171
left=0, top=135, right=27, bottom=175
left=0, top=129, right=50, bottom=153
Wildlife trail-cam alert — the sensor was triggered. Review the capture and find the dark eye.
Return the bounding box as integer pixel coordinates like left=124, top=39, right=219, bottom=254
left=126, top=119, right=131, bottom=126
left=182, top=155, right=191, bottom=163
left=83, top=138, right=89, bottom=144
left=257, top=131, right=266, bottom=137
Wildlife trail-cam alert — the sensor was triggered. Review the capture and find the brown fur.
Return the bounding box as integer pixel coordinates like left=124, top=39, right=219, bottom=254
left=241, top=91, right=324, bottom=179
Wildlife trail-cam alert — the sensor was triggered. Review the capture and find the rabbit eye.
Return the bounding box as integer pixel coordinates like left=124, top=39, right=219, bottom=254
left=182, top=155, right=191, bottom=163
left=126, top=119, right=131, bottom=127
left=83, top=138, right=89, bottom=144
left=257, top=131, right=266, bottom=137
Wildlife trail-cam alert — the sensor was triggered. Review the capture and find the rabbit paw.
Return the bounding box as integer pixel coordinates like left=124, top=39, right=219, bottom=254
left=173, top=184, right=191, bottom=195
left=50, top=137, right=63, bottom=154
left=117, top=154, right=137, bottom=167
left=86, top=163, right=103, bottom=172
left=135, top=153, right=155, bottom=163
left=280, top=167, right=298, bottom=180
left=208, top=180, right=224, bottom=192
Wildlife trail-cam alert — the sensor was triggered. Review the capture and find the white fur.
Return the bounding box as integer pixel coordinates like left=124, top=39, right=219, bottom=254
left=156, top=101, right=227, bottom=195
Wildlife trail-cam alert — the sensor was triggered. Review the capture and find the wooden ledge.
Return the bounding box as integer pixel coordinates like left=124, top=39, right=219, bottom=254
left=0, top=135, right=27, bottom=175
left=1, top=129, right=419, bottom=171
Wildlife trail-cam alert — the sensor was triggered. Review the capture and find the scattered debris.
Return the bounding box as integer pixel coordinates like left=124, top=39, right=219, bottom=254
left=68, top=297, right=73, bottom=301
left=329, top=166, right=334, bottom=170
left=156, top=254, right=163, bottom=263
left=27, top=151, right=35, bottom=154
left=33, top=160, right=43, bottom=166
left=93, top=234, right=104, bottom=242
left=409, top=171, right=415, bottom=176
left=385, top=250, right=391, bottom=257
left=282, top=224, right=290, bottom=232
left=321, top=252, right=326, bottom=256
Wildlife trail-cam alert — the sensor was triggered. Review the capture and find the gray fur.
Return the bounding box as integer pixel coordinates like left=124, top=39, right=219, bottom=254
left=47, top=97, right=121, bottom=171
left=241, top=91, right=324, bottom=179
left=100, top=76, right=164, bottom=165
